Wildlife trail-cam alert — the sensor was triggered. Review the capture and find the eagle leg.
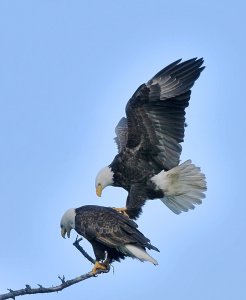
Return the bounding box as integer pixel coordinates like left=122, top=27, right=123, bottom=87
left=112, top=207, right=129, bottom=217
left=91, top=260, right=110, bottom=275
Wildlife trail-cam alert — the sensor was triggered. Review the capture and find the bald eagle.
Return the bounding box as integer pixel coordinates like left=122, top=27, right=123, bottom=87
left=95, top=58, right=207, bottom=219
left=60, top=205, right=159, bottom=274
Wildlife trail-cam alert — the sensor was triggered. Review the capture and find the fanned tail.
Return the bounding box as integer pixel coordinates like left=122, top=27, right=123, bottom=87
left=151, top=160, right=207, bottom=214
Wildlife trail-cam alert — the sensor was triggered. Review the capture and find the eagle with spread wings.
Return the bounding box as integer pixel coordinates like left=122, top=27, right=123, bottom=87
left=95, top=58, right=207, bottom=219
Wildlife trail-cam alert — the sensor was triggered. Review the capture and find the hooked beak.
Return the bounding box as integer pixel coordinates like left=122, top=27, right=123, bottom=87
left=61, top=228, right=71, bottom=239
left=96, top=184, right=103, bottom=197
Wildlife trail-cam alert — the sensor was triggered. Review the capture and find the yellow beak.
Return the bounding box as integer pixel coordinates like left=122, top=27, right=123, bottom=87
left=61, top=227, right=71, bottom=239
left=61, top=228, right=66, bottom=239
left=96, top=184, right=103, bottom=197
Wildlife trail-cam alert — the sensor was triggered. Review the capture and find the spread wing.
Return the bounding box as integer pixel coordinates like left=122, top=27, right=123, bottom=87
left=75, top=205, right=153, bottom=248
left=120, top=58, right=204, bottom=170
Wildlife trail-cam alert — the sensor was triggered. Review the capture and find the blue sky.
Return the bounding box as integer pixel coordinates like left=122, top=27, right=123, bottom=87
left=0, top=1, right=245, bottom=299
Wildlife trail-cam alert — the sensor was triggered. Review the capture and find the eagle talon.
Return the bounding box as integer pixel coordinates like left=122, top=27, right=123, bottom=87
left=112, top=207, right=129, bottom=217
left=91, top=260, right=110, bottom=275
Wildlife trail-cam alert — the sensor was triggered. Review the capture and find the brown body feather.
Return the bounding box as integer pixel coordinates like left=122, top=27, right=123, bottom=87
left=74, top=205, right=159, bottom=263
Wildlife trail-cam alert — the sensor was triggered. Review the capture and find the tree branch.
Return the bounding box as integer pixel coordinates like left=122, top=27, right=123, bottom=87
left=0, top=269, right=109, bottom=300
left=0, top=238, right=109, bottom=300
left=73, top=236, right=95, bottom=264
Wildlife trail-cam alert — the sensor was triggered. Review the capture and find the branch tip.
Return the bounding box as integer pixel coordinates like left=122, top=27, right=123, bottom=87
left=73, top=238, right=95, bottom=264
left=58, top=275, right=66, bottom=284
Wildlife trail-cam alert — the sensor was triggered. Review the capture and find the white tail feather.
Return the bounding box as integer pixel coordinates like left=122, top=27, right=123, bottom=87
left=151, top=160, right=207, bottom=214
left=120, top=244, right=158, bottom=265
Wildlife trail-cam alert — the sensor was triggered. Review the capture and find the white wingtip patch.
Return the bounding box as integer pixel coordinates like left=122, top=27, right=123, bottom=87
left=123, top=244, right=158, bottom=265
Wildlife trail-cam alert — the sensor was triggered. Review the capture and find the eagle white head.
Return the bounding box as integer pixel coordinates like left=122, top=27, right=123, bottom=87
left=95, top=166, right=114, bottom=197
left=60, top=208, right=76, bottom=238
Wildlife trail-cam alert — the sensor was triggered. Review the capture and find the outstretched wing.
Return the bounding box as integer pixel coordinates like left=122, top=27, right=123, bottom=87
left=123, top=58, right=205, bottom=170
left=75, top=205, right=154, bottom=249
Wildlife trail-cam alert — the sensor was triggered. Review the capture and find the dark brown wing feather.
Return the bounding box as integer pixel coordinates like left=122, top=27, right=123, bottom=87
left=114, top=117, right=128, bottom=153
left=74, top=205, right=157, bottom=251
left=124, top=58, right=204, bottom=170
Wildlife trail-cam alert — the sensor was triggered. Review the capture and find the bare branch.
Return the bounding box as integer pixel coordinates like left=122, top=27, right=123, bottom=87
left=73, top=236, right=95, bottom=264
left=0, top=238, right=109, bottom=299
left=0, top=269, right=109, bottom=300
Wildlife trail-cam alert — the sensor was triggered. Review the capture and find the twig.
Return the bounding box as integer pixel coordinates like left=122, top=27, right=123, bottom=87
left=73, top=236, right=95, bottom=264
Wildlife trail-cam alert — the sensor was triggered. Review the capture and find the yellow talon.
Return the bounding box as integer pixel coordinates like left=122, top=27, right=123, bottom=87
left=91, top=261, right=110, bottom=275
left=113, top=207, right=129, bottom=217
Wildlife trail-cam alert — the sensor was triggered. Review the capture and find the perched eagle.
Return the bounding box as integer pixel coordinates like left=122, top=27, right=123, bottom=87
left=95, top=58, right=207, bottom=219
left=60, top=205, right=159, bottom=274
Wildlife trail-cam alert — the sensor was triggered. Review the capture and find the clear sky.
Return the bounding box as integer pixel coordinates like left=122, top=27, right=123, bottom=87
left=0, top=1, right=245, bottom=299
